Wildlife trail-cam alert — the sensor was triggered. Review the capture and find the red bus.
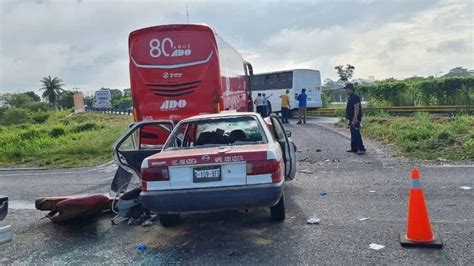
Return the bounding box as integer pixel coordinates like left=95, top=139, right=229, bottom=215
left=128, top=24, right=253, bottom=123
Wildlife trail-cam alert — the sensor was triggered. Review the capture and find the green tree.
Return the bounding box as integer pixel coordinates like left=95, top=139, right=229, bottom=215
left=2, top=93, right=33, bottom=108
left=443, top=67, right=473, bottom=78
left=57, top=90, right=75, bottom=108
left=84, top=96, right=93, bottom=108
left=40, top=76, right=65, bottom=107
left=112, top=97, right=132, bottom=109
left=24, top=91, right=41, bottom=102
left=110, top=89, right=123, bottom=100
left=1, top=108, right=29, bottom=125
left=335, top=64, right=355, bottom=82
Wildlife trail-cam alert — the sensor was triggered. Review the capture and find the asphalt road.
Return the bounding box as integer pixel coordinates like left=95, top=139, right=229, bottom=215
left=1, top=117, right=473, bottom=264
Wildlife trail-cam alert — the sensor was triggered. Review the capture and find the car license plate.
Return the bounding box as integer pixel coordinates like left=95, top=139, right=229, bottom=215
left=193, top=166, right=221, bottom=182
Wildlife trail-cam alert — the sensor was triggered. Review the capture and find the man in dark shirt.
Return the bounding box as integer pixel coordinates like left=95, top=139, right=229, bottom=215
left=296, top=88, right=308, bottom=124
left=344, top=83, right=366, bottom=154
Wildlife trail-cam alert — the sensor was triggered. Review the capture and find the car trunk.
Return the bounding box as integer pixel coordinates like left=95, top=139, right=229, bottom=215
left=147, top=144, right=270, bottom=189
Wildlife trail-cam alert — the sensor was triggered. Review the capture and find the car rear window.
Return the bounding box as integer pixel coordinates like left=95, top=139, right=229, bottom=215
left=165, top=116, right=267, bottom=150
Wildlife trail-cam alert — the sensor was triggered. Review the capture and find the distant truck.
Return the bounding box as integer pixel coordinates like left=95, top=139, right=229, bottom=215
left=93, top=88, right=112, bottom=109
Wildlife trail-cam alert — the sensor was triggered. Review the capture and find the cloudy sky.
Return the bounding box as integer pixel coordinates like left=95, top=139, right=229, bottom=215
left=0, top=0, right=472, bottom=94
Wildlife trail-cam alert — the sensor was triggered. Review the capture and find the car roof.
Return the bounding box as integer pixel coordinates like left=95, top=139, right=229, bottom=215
left=180, top=112, right=261, bottom=122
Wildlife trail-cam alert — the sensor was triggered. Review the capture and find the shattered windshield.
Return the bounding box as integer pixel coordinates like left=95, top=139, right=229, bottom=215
left=164, top=116, right=267, bottom=150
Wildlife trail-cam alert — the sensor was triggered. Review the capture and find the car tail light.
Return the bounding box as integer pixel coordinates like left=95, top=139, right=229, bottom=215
left=246, top=160, right=282, bottom=183
left=141, top=166, right=169, bottom=181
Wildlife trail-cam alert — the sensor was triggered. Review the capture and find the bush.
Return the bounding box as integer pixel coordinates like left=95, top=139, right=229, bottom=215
left=32, top=112, right=50, bottom=124
left=401, top=128, right=432, bottom=142
left=357, top=77, right=474, bottom=106
left=71, top=122, right=101, bottom=132
left=436, top=130, right=454, bottom=144
left=49, top=126, right=66, bottom=137
left=19, top=128, right=42, bottom=140
left=26, top=102, right=52, bottom=112
left=1, top=108, right=29, bottom=125
left=0, top=106, right=7, bottom=119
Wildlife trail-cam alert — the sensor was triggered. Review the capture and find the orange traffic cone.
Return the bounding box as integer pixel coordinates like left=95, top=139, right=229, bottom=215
left=400, top=168, right=442, bottom=248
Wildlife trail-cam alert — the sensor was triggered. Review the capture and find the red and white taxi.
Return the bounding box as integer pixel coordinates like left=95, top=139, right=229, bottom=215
left=114, top=112, right=296, bottom=227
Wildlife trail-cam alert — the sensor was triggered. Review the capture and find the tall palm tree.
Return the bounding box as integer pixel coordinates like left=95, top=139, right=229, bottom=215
left=40, top=76, right=65, bottom=108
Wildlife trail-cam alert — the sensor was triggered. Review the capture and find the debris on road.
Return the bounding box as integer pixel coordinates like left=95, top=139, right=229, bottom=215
left=316, top=149, right=322, bottom=152
left=320, top=192, right=327, bottom=196
left=307, top=217, right=321, bottom=224
left=369, top=190, right=376, bottom=193
left=142, top=220, right=153, bottom=227
left=36, top=194, right=112, bottom=223
left=369, top=243, right=385, bottom=250
left=359, top=217, right=370, bottom=221
left=137, top=243, right=147, bottom=251
left=299, top=169, right=314, bottom=174
left=460, top=186, right=471, bottom=190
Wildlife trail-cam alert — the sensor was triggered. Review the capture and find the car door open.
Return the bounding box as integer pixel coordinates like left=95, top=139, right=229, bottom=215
left=113, top=120, right=174, bottom=177
left=269, top=114, right=295, bottom=180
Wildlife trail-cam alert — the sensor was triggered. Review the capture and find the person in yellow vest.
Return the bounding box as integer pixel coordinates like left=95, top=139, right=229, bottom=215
left=280, top=89, right=290, bottom=123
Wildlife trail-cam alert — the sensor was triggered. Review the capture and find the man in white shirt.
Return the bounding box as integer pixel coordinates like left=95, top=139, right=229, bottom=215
left=253, top=93, right=266, bottom=117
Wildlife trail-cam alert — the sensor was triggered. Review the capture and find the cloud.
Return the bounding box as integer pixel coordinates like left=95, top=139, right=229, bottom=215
left=244, top=0, right=473, bottom=80
left=0, top=0, right=472, bottom=94
left=428, top=40, right=470, bottom=54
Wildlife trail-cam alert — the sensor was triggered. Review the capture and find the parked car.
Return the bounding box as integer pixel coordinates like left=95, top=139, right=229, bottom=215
left=113, top=112, right=296, bottom=226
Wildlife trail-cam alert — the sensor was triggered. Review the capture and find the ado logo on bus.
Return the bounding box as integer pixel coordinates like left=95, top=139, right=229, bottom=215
left=149, top=38, right=192, bottom=58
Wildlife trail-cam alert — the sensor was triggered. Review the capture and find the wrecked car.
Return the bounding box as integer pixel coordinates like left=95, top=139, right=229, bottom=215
left=114, top=112, right=296, bottom=227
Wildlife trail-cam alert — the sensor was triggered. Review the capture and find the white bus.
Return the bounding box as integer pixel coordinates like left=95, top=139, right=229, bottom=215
left=250, top=69, right=322, bottom=113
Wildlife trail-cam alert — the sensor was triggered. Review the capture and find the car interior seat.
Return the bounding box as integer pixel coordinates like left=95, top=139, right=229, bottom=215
left=230, top=129, right=247, bottom=142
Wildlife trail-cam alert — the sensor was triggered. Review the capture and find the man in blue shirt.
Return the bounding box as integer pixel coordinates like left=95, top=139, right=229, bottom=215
left=296, top=88, right=307, bottom=124
left=344, top=83, right=366, bottom=154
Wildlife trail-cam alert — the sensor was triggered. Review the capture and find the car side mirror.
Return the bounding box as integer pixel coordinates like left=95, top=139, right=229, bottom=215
left=286, top=131, right=292, bottom=138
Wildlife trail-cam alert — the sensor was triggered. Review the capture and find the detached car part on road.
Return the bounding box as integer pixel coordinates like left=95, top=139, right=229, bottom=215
left=114, top=112, right=296, bottom=227
left=0, top=195, right=13, bottom=245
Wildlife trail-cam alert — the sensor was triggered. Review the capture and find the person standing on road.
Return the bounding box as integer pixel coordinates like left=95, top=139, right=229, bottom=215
left=344, top=83, right=366, bottom=155
left=254, top=93, right=266, bottom=117
left=280, top=90, right=290, bottom=123
left=262, top=93, right=270, bottom=117
left=296, top=88, right=307, bottom=124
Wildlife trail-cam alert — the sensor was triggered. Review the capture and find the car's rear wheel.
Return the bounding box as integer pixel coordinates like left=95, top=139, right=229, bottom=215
left=270, top=195, right=285, bottom=222
left=159, top=214, right=180, bottom=227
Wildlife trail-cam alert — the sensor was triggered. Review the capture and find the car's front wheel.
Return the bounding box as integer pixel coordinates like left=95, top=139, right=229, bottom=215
left=159, top=214, right=180, bottom=227
left=270, top=195, right=285, bottom=222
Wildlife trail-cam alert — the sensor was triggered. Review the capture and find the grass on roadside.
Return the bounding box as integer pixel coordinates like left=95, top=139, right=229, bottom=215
left=0, top=111, right=132, bottom=168
left=337, top=113, right=474, bottom=160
